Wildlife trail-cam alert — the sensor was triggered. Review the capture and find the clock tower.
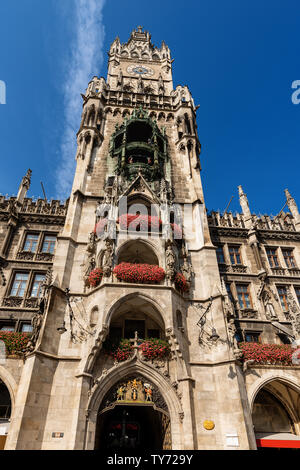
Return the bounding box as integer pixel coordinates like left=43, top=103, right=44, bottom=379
left=4, top=27, right=257, bottom=451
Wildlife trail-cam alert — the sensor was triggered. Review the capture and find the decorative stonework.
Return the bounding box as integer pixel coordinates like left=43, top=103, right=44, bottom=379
left=36, top=253, right=53, bottom=262
left=2, top=297, right=22, bottom=307
left=24, top=298, right=39, bottom=309
left=16, top=251, right=35, bottom=261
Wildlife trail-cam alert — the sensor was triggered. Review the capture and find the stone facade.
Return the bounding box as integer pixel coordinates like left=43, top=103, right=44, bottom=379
left=0, top=27, right=300, bottom=450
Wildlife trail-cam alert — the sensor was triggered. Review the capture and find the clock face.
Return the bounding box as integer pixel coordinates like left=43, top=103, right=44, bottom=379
left=127, top=65, right=154, bottom=77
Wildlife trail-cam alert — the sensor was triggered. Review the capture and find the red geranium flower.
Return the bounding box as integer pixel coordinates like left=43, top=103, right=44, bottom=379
left=88, top=268, right=103, bottom=287
left=113, top=262, right=165, bottom=284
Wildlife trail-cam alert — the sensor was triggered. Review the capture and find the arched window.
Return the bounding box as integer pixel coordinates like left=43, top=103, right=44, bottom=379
left=184, top=114, right=192, bottom=135
left=90, top=306, right=99, bottom=328
left=118, top=240, right=159, bottom=265
left=107, top=296, right=165, bottom=342
left=127, top=121, right=153, bottom=144
left=176, top=310, right=183, bottom=329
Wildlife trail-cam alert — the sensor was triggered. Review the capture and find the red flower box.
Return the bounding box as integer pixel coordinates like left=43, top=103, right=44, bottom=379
left=0, top=331, right=31, bottom=356
left=104, top=338, right=170, bottom=362
left=139, top=338, right=170, bottom=361
left=113, top=262, right=165, bottom=284
left=174, top=272, right=189, bottom=293
left=239, top=342, right=299, bottom=366
left=88, top=268, right=103, bottom=287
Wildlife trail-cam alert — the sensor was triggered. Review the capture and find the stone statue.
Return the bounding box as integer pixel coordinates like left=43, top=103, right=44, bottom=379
left=181, top=257, right=194, bottom=285
left=165, top=243, right=175, bottom=280
left=21, top=169, right=32, bottom=190
left=82, top=232, right=96, bottom=287
left=158, top=73, right=164, bottom=94
left=117, top=69, right=123, bottom=90
left=137, top=76, right=144, bottom=93
left=26, top=310, right=44, bottom=353
left=102, top=238, right=114, bottom=277
left=262, top=290, right=278, bottom=320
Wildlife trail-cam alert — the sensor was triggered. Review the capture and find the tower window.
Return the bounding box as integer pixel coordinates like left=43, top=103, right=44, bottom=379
left=41, top=235, right=56, bottom=254
left=10, top=273, right=29, bottom=297
left=216, top=246, right=225, bottom=264
left=236, top=284, right=252, bottom=309
left=20, top=323, right=33, bottom=333
left=176, top=310, right=183, bottom=329
left=23, top=233, right=39, bottom=252
left=229, top=246, right=242, bottom=265
left=282, top=249, right=296, bottom=269
left=245, top=332, right=260, bottom=343
left=277, top=286, right=289, bottom=312
left=0, top=324, right=15, bottom=332
left=30, top=274, right=46, bottom=298
left=266, top=248, right=279, bottom=268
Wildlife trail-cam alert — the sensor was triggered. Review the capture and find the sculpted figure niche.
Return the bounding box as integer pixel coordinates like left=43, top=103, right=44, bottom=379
left=165, top=242, right=176, bottom=281
left=102, top=239, right=114, bottom=277
left=181, top=257, right=194, bottom=288
left=82, top=232, right=96, bottom=289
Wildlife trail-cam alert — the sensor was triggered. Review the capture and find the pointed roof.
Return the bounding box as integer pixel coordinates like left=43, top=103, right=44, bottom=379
left=118, top=173, right=160, bottom=204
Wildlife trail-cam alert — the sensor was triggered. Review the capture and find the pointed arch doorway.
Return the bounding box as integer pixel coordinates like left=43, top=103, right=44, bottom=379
left=94, top=376, right=171, bottom=450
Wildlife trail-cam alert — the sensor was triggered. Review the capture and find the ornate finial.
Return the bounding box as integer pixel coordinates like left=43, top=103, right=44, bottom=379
left=284, top=188, right=299, bottom=221
left=238, top=185, right=251, bottom=218
left=137, top=25, right=143, bottom=33
left=285, top=188, right=292, bottom=200
left=238, top=185, right=244, bottom=197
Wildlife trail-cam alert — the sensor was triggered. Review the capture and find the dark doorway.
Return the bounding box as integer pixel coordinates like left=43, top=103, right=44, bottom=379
left=95, top=405, right=168, bottom=451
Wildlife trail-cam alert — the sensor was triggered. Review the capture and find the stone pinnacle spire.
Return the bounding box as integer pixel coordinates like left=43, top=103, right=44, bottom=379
left=238, top=185, right=251, bottom=218
left=17, top=169, right=32, bottom=204
left=285, top=188, right=300, bottom=229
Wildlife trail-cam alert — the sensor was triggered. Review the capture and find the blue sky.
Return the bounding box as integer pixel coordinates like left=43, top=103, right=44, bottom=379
left=0, top=0, right=299, bottom=215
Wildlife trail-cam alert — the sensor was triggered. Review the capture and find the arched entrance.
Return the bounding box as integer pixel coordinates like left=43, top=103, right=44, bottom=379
left=94, top=376, right=171, bottom=450
left=0, top=379, right=11, bottom=450
left=252, top=379, right=300, bottom=449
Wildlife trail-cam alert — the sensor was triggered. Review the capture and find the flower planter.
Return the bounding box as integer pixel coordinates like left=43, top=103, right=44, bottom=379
left=103, top=337, right=170, bottom=362
left=0, top=332, right=31, bottom=356
left=113, top=262, right=165, bottom=284
left=239, top=342, right=298, bottom=366
left=139, top=338, right=170, bottom=361
left=88, top=268, right=103, bottom=287
left=174, top=272, right=189, bottom=293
